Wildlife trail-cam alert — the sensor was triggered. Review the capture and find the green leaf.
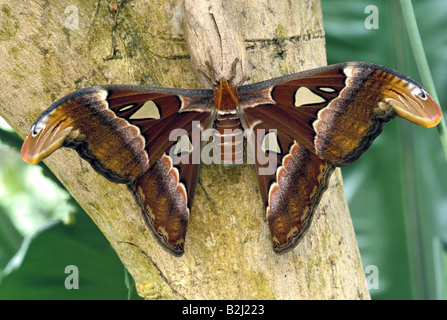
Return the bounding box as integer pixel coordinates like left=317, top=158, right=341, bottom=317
left=0, top=202, right=141, bottom=300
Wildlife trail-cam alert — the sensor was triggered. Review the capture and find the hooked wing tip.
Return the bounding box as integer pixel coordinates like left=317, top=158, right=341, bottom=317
left=393, top=91, right=443, bottom=128
left=20, top=124, right=72, bottom=165
left=21, top=135, right=42, bottom=164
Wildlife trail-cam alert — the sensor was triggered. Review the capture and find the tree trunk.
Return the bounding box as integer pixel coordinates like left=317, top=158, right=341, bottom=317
left=0, top=0, right=370, bottom=299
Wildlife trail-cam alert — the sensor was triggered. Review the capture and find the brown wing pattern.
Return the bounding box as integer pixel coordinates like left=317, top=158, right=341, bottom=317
left=238, top=62, right=442, bottom=253
left=21, top=85, right=215, bottom=255
left=245, top=118, right=334, bottom=253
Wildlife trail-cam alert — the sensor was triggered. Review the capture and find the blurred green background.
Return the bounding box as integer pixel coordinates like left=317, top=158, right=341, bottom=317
left=323, top=0, right=447, bottom=299
left=0, top=0, right=446, bottom=299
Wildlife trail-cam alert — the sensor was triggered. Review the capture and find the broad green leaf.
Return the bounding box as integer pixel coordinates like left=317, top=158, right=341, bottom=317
left=0, top=202, right=140, bottom=300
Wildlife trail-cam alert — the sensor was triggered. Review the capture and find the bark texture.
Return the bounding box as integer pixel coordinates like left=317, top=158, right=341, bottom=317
left=0, top=0, right=370, bottom=299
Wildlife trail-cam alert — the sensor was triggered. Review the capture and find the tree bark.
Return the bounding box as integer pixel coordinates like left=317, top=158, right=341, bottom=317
left=0, top=0, right=370, bottom=299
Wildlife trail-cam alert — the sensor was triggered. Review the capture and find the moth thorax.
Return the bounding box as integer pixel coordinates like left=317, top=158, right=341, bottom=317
left=213, top=112, right=244, bottom=166
left=214, top=78, right=239, bottom=111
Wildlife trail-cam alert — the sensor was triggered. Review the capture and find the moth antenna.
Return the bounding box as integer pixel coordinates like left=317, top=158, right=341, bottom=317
left=203, top=60, right=220, bottom=86
left=228, top=58, right=239, bottom=83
